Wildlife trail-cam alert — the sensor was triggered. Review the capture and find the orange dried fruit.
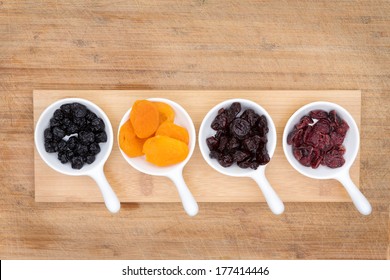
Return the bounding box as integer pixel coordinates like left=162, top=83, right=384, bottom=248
left=143, top=135, right=189, bottom=166
left=156, top=122, right=189, bottom=145
left=154, top=102, right=175, bottom=124
left=119, top=119, right=146, bottom=157
left=130, top=100, right=160, bottom=138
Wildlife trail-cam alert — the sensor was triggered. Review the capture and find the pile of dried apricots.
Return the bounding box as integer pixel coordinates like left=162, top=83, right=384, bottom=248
left=119, top=100, right=189, bottom=166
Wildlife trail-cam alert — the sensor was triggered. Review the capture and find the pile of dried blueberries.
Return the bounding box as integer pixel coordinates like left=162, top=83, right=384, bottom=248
left=206, top=102, right=270, bottom=170
left=287, top=110, right=349, bottom=169
left=44, top=102, right=107, bottom=169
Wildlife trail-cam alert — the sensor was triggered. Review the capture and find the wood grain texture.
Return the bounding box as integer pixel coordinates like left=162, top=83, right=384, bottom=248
left=0, top=0, right=389, bottom=259
left=34, top=90, right=361, bottom=203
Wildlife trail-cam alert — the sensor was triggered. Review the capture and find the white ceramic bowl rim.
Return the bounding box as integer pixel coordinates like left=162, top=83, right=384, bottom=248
left=282, top=101, right=360, bottom=179
left=117, top=98, right=196, bottom=176
left=198, top=98, right=277, bottom=177
left=34, top=98, right=114, bottom=176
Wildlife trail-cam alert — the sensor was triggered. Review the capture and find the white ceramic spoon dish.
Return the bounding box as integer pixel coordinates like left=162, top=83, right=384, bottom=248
left=198, top=99, right=284, bottom=215
left=118, top=98, right=199, bottom=217
left=282, top=101, right=371, bottom=215
left=35, top=98, right=120, bottom=213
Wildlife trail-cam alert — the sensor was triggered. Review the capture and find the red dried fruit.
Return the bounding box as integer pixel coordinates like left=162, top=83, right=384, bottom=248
left=309, top=110, right=328, bottom=119
left=287, top=109, right=349, bottom=169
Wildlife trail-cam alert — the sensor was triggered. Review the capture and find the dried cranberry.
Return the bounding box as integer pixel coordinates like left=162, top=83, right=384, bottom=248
left=309, top=110, right=328, bottom=119
left=287, top=109, right=349, bottom=169
left=296, top=115, right=313, bottom=129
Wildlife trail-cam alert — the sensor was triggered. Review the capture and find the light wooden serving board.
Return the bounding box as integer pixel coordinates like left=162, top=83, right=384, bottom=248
left=34, top=90, right=361, bottom=203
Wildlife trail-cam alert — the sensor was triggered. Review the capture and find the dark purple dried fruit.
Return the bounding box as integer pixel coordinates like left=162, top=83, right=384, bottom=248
left=58, top=152, right=68, bottom=164
left=287, top=109, right=349, bottom=169
left=91, top=118, right=105, bottom=132
left=53, top=109, right=64, bottom=120
left=72, top=103, right=87, bottom=118
left=89, top=142, right=101, bottom=155
left=218, top=155, right=234, bottom=167
left=44, top=128, right=53, bottom=142
left=44, top=142, right=56, bottom=153
left=233, top=150, right=250, bottom=162
left=207, top=102, right=270, bottom=170
left=95, top=131, right=107, bottom=143
left=241, top=109, right=259, bottom=127
left=86, top=155, right=96, bottom=164
left=79, top=131, right=95, bottom=145
left=227, top=137, right=240, bottom=151
left=43, top=102, right=107, bottom=169
left=71, top=156, right=84, bottom=169
left=206, top=136, right=219, bottom=151
left=211, top=114, right=228, bottom=130
left=230, top=118, right=250, bottom=140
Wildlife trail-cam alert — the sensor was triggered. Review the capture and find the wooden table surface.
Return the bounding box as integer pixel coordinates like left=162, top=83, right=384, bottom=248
left=0, top=0, right=389, bottom=259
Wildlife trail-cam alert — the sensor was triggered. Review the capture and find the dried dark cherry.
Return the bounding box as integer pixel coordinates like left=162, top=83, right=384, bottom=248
left=207, top=102, right=270, bottom=170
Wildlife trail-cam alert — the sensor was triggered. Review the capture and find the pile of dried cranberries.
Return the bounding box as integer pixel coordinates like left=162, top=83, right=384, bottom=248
left=287, top=110, right=349, bottom=169
left=206, top=102, right=270, bottom=170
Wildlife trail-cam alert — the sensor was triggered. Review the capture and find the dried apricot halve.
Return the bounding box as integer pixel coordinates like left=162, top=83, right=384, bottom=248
left=130, top=100, right=160, bottom=138
left=143, top=135, right=189, bottom=166
left=154, top=102, right=175, bottom=124
left=119, top=119, right=146, bottom=157
left=156, top=122, right=189, bottom=145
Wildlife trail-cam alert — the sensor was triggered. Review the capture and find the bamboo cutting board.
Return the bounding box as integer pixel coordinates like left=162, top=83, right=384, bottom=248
left=34, top=90, right=360, bottom=203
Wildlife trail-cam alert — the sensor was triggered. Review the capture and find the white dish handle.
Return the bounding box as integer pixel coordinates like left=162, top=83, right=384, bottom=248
left=90, top=167, right=121, bottom=213
left=169, top=171, right=199, bottom=217
left=251, top=168, right=285, bottom=215
left=336, top=172, right=372, bottom=215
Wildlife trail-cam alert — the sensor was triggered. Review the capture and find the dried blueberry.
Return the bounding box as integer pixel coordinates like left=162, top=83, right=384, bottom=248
left=86, top=155, right=96, bottom=164
left=58, top=152, right=68, bottom=164
left=66, top=123, right=78, bottom=135
left=57, top=139, right=67, bottom=152
left=79, top=131, right=95, bottom=145
left=73, top=117, right=86, bottom=129
left=44, top=142, right=56, bottom=153
left=95, top=131, right=107, bottom=143
left=60, top=104, right=72, bottom=115
left=67, top=136, right=79, bottom=150
left=71, top=156, right=84, bottom=169
left=71, top=103, right=87, bottom=118
left=86, top=110, right=98, bottom=121
left=76, top=144, right=89, bottom=156
left=44, top=128, right=53, bottom=142
left=52, top=127, right=65, bottom=139
left=91, top=118, right=105, bottom=132
left=50, top=117, right=61, bottom=127
left=89, top=142, right=101, bottom=155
